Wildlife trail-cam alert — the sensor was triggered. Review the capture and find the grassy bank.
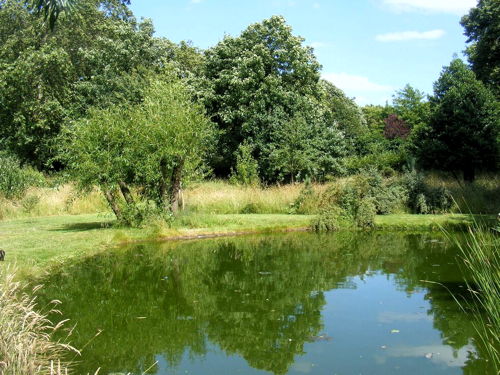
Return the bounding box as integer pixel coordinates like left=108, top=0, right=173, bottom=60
left=0, top=213, right=313, bottom=276
left=0, top=212, right=486, bottom=277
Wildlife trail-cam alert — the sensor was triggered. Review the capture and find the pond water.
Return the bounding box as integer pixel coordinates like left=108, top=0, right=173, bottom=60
left=40, top=232, right=494, bottom=375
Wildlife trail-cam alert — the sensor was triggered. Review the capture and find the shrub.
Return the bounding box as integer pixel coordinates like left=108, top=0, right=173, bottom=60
left=310, top=206, right=341, bottom=232
left=289, top=179, right=317, bottom=214
left=229, top=143, right=260, bottom=186
left=355, top=197, right=376, bottom=229
left=0, top=153, right=45, bottom=199
left=240, top=202, right=262, bottom=214
left=120, top=200, right=173, bottom=228
left=403, top=171, right=453, bottom=214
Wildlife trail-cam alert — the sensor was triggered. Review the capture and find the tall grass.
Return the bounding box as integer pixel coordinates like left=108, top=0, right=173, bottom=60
left=0, top=185, right=107, bottom=221
left=424, top=172, right=500, bottom=214
left=0, top=173, right=497, bottom=221
left=454, top=226, right=500, bottom=372
left=183, top=180, right=328, bottom=214
left=0, top=266, right=77, bottom=375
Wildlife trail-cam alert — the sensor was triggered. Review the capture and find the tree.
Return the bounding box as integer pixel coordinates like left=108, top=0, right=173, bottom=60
left=319, top=79, right=366, bottom=153
left=392, top=84, right=430, bottom=130
left=28, top=0, right=131, bottom=30
left=0, top=0, right=172, bottom=169
left=461, top=0, right=500, bottom=96
left=416, top=59, right=499, bottom=182
left=383, top=114, right=410, bottom=140
left=199, top=16, right=321, bottom=178
left=60, top=73, right=214, bottom=222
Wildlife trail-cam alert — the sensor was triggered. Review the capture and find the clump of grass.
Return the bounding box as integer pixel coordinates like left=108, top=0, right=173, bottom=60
left=455, top=226, right=500, bottom=371
left=0, top=266, right=77, bottom=375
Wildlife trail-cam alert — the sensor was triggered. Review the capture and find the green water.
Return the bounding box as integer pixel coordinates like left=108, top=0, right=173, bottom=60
left=40, top=232, right=495, bottom=374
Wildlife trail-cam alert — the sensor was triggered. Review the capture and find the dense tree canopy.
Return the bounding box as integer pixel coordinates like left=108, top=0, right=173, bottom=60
left=0, top=0, right=181, bottom=169
left=461, top=0, right=500, bottom=96
left=199, top=16, right=322, bottom=177
left=416, top=59, right=499, bottom=181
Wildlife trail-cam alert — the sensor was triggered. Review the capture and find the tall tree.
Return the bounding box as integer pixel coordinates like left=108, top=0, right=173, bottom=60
left=199, top=16, right=321, bottom=178
left=392, top=84, right=430, bottom=130
left=416, top=59, right=499, bottom=182
left=0, top=0, right=167, bottom=169
left=461, top=0, right=500, bottom=96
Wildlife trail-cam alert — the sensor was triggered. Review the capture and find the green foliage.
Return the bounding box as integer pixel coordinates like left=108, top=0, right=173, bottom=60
left=416, top=59, right=499, bottom=181
left=355, top=197, right=376, bottom=229
left=289, top=179, right=316, bottom=214
left=310, top=206, right=341, bottom=232
left=392, top=84, right=430, bottom=130
left=200, top=16, right=323, bottom=178
left=229, top=142, right=260, bottom=186
left=0, top=0, right=180, bottom=169
left=319, top=80, right=366, bottom=152
left=403, top=172, right=453, bottom=214
left=0, top=152, right=45, bottom=198
left=461, top=0, right=500, bottom=96
left=60, top=73, right=214, bottom=224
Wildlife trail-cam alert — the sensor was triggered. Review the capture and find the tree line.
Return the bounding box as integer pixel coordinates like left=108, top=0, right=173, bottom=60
left=0, top=0, right=498, bottom=222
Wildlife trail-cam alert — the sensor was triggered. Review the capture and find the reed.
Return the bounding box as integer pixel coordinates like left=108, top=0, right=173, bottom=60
left=0, top=266, right=77, bottom=375
left=454, top=225, right=500, bottom=372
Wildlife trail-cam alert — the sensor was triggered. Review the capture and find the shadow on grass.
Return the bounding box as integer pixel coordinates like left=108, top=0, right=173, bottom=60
left=50, top=221, right=115, bottom=232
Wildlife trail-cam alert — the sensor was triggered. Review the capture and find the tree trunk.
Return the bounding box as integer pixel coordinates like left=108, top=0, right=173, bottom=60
left=463, top=165, right=475, bottom=183
left=159, top=158, right=169, bottom=211
left=104, top=188, right=122, bottom=220
left=169, top=159, right=184, bottom=213
left=159, top=157, right=185, bottom=213
left=119, top=181, right=134, bottom=206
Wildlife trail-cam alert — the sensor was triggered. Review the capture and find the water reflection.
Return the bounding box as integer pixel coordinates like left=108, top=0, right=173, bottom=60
left=39, top=232, right=493, bottom=374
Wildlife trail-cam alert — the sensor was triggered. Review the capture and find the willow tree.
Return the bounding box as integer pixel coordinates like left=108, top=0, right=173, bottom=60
left=61, top=73, right=214, bottom=223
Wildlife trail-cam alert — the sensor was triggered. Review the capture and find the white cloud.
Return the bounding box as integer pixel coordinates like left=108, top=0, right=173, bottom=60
left=323, top=73, right=392, bottom=92
left=323, top=72, right=393, bottom=106
left=376, top=29, right=445, bottom=42
left=382, top=0, right=476, bottom=15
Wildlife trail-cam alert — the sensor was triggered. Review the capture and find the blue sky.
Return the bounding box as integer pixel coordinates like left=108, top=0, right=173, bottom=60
left=129, top=0, right=477, bottom=106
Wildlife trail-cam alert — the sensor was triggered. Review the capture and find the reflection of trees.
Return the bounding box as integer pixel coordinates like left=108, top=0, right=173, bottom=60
left=38, top=232, right=491, bottom=374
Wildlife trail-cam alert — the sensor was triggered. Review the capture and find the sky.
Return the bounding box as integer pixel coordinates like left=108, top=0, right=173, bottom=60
left=129, top=0, right=478, bottom=106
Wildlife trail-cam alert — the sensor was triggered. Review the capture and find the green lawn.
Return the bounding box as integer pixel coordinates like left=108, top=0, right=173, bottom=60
left=0, top=212, right=488, bottom=277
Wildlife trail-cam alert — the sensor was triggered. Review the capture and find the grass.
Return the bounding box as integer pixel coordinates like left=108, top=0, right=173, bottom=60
left=0, top=213, right=313, bottom=276
left=454, top=226, right=500, bottom=372
left=0, top=212, right=486, bottom=277
left=0, top=266, right=76, bottom=375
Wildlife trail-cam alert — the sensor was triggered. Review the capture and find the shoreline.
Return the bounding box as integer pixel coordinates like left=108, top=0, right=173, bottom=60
left=0, top=212, right=492, bottom=277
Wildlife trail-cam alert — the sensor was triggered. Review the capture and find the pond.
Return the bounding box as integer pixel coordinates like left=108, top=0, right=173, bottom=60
left=39, top=232, right=494, bottom=375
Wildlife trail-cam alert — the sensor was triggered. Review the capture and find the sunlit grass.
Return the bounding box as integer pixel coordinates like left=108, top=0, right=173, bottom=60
left=455, top=226, right=500, bottom=372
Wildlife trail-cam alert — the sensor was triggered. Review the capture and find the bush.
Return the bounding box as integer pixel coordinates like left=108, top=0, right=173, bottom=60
left=229, top=143, right=260, bottom=186
left=120, top=200, right=173, bottom=228
left=403, top=171, right=453, bottom=214
left=356, top=197, right=376, bottom=229
left=289, top=179, right=317, bottom=214
left=240, top=202, right=262, bottom=214
left=310, top=206, right=341, bottom=232
left=0, top=153, right=45, bottom=198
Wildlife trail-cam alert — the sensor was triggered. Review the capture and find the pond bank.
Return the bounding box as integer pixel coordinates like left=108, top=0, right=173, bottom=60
left=0, top=212, right=491, bottom=277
